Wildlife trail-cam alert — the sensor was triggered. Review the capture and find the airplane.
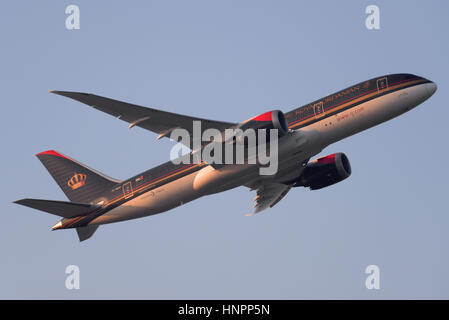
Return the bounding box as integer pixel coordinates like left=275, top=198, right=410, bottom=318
left=14, top=73, right=437, bottom=241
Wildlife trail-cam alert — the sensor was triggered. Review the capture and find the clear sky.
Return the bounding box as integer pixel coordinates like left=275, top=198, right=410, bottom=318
left=1, top=0, right=448, bottom=299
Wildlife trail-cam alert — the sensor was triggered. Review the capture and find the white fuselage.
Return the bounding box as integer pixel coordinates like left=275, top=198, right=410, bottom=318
left=89, top=82, right=436, bottom=226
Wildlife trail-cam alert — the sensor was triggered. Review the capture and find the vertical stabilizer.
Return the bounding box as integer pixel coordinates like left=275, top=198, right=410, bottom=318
left=35, top=150, right=121, bottom=204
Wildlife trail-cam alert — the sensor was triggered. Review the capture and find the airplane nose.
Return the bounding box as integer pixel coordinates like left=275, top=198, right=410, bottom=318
left=425, top=81, right=437, bottom=98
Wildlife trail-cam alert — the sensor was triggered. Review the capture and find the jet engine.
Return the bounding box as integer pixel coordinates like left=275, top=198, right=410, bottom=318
left=239, top=110, right=289, bottom=136
left=294, top=153, right=352, bottom=190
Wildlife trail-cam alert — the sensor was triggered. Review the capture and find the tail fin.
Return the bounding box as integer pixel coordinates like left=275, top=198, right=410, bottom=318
left=36, top=150, right=121, bottom=203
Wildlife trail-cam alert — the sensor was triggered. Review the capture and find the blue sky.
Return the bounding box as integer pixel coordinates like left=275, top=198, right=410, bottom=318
left=1, top=0, right=448, bottom=299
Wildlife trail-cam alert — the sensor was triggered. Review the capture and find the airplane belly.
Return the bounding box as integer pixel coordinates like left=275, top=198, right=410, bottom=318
left=193, top=164, right=258, bottom=195
left=192, top=130, right=323, bottom=194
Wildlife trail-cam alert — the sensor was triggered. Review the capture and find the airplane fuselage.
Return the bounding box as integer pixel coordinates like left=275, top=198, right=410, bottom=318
left=54, top=74, right=436, bottom=229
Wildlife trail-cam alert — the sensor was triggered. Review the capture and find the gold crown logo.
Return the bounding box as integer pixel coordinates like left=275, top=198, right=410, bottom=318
left=67, top=173, right=86, bottom=190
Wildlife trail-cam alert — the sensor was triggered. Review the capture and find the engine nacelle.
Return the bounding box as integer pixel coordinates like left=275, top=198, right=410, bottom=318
left=294, top=153, right=352, bottom=190
left=239, top=110, right=289, bottom=136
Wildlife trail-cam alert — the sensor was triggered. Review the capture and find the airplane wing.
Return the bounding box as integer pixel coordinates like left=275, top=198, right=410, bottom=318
left=247, top=183, right=292, bottom=215
left=50, top=91, right=236, bottom=149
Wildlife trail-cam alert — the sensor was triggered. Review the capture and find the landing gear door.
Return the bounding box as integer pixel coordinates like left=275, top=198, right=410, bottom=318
left=122, top=181, right=133, bottom=199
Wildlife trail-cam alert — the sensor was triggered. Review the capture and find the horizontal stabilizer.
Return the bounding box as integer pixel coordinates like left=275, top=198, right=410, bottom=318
left=14, top=198, right=99, bottom=219
left=76, top=225, right=99, bottom=242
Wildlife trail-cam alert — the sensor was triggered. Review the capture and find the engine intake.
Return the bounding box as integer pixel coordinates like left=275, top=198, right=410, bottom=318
left=294, top=153, right=352, bottom=190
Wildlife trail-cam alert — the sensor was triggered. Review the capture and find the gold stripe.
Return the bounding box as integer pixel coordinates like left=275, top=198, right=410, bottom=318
left=104, top=162, right=204, bottom=208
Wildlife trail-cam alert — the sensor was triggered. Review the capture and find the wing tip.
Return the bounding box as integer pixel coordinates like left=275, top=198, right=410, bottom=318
left=49, top=90, right=91, bottom=99
left=13, top=198, right=26, bottom=205
left=49, top=90, right=70, bottom=96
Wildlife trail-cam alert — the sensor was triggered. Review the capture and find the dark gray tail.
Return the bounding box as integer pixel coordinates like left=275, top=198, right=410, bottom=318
left=36, top=150, right=120, bottom=204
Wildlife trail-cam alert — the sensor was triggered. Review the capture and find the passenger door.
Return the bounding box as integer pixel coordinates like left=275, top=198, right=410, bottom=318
left=313, top=101, right=325, bottom=118
left=122, top=181, right=133, bottom=199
